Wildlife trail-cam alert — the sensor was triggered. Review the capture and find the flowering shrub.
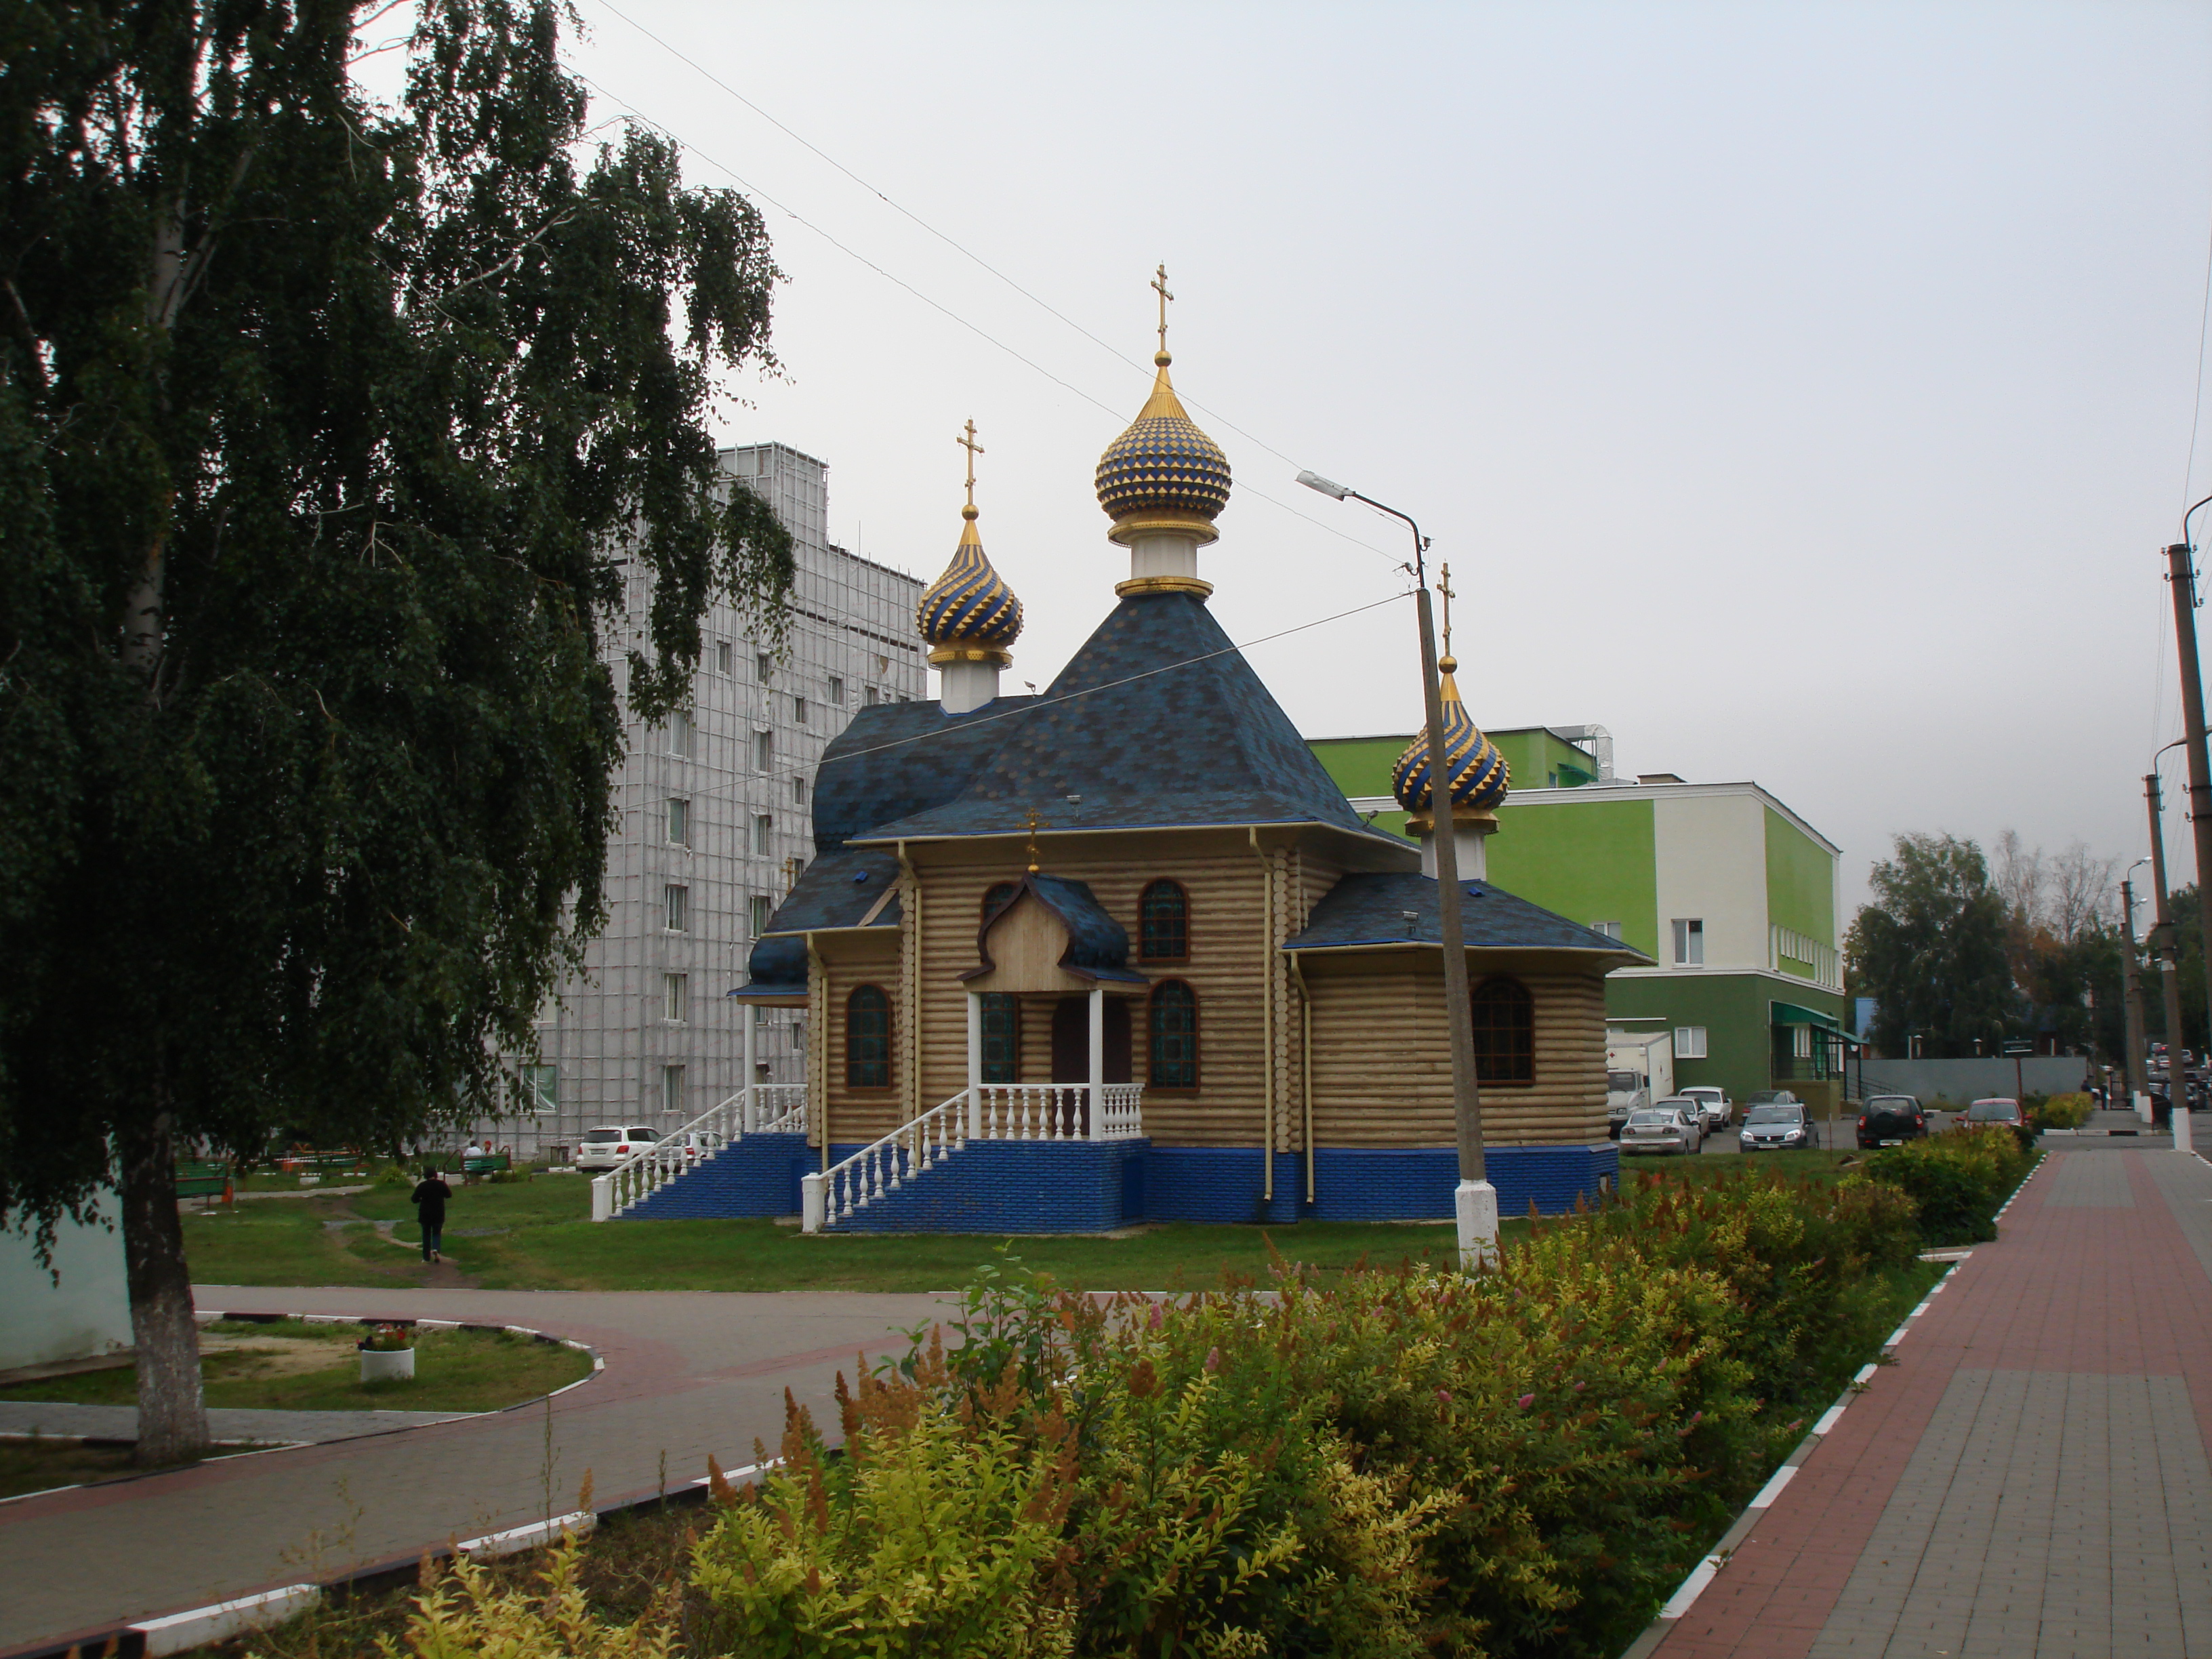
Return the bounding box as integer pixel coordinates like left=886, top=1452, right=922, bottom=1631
left=1865, top=1126, right=2035, bottom=1244
left=358, top=1323, right=413, bottom=1353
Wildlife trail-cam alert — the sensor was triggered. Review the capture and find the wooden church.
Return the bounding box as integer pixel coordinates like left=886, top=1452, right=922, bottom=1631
left=598, top=291, right=1644, bottom=1233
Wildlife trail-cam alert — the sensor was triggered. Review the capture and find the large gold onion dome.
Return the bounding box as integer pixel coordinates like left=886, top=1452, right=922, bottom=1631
left=1390, top=657, right=1511, bottom=825
left=1094, top=266, right=1231, bottom=545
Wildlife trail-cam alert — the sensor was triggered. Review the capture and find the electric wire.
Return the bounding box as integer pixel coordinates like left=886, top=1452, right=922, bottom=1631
left=562, top=70, right=1401, bottom=565
left=584, top=0, right=1331, bottom=478
left=682, top=586, right=1414, bottom=808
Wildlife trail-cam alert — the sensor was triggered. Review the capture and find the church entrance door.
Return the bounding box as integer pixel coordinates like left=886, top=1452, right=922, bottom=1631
left=1050, top=997, right=1133, bottom=1135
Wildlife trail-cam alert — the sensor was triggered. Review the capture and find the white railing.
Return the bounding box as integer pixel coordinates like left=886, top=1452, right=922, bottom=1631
left=805, top=1091, right=968, bottom=1233
left=590, top=1084, right=808, bottom=1221
left=802, top=1083, right=1145, bottom=1233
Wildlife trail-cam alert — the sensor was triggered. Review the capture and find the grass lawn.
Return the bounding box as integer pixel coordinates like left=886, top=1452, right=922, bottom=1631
left=184, top=1173, right=1533, bottom=1293
left=0, top=1319, right=588, bottom=1414
left=0, top=1437, right=283, bottom=1500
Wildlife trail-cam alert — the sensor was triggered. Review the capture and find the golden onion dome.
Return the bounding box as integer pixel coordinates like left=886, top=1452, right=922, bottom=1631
left=916, top=507, right=1023, bottom=665
left=1094, top=353, right=1233, bottom=545
left=1391, top=657, right=1511, bottom=825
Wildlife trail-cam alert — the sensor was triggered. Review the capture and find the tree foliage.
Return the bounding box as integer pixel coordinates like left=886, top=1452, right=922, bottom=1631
left=1845, top=833, right=2018, bottom=1058
left=1, top=0, right=790, bottom=1457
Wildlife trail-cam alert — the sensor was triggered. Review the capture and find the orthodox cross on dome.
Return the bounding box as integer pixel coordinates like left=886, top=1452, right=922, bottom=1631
left=1151, top=263, right=1174, bottom=360
left=957, top=419, right=985, bottom=512
left=1022, top=806, right=1050, bottom=874
left=1437, top=562, right=1456, bottom=662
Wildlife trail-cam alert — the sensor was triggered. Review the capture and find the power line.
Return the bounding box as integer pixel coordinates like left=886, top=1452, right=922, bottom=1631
left=583, top=0, right=1330, bottom=477
left=686, top=586, right=1414, bottom=806
left=562, top=68, right=1401, bottom=565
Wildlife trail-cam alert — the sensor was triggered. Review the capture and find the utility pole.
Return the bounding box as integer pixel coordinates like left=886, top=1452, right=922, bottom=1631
left=2121, top=877, right=2150, bottom=1107
left=2146, top=773, right=2189, bottom=1097
left=2163, top=540, right=2212, bottom=1067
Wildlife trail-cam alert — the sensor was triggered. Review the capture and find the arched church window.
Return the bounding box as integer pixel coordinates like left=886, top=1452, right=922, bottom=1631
left=1139, top=880, right=1189, bottom=961
left=980, top=993, right=1019, bottom=1084
left=846, top=985, right=892, bottom=1088
left=1148, top=981, right=1199, bottom=1088
left=1469, top=977, right=1535, bottom=1085
left=981, top=882, right=1019, bottom=924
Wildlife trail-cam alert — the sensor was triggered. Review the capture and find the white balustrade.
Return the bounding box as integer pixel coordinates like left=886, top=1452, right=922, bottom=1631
left=591, top=1083, right=809, bottom=1222
left=808, top=1090, right=969, bottom=1232
left=1097, top=1084, right=1145, bottom=1141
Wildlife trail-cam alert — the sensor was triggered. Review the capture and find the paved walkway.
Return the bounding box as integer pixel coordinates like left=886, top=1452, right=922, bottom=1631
left=1652, top=1142, right=2212, bottom=1659
left=0, top=1286, right=951, bottom=1654
left=0, top=1401, right=477, bottom=1445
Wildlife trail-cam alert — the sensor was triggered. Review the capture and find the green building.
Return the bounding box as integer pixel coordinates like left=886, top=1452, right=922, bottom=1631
left=1310, top=730, right=1851, bottom=1113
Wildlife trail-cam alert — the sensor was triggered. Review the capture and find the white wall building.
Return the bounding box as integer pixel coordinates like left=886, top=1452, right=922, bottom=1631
left=503, top=444, right=926, bottom=1156
left=1, top=1204, right=132, bottom=1372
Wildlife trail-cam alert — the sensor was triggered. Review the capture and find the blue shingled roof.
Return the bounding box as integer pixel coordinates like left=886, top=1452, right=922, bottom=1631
left=735, top=848, right=903, bottom=997
left=961, top=873, right=1149, bottom=986
left=811, top=697, right=1038, bottom=853
left=853, top=592, right=1399, bottom=844
left=1284, top=872, right=1652, bottom=960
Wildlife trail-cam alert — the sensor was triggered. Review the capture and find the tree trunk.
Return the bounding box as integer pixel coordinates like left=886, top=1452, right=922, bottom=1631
left=117, top=1109, right=209, bottom=1465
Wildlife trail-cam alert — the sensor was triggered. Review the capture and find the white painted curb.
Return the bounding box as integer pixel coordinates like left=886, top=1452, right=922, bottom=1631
left=457, top=1511, right=596, bottom=1559
left=133, top=1583, right=321, bottom=1656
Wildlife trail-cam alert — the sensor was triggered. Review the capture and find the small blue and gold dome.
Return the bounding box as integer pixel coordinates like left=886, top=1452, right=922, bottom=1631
left=917, top=506, right=1023, bottom=667
left=1094, top=350, right=1233, bottom=546
left=1391, top=657, right=1510, bottom=827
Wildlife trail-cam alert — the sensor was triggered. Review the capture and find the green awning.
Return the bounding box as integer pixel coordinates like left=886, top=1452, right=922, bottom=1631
left=1771, top=1002, right=1864, bottom=1046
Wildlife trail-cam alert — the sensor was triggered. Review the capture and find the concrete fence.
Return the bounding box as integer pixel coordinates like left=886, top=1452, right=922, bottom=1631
left=1856, top=1057, right=2094, bottom=1104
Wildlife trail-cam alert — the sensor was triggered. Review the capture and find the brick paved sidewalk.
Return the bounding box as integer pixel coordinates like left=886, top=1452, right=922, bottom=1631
left=0, top=1286, right=952, bottom=1654
left=1651, top=1145, right=2212, bottom=1659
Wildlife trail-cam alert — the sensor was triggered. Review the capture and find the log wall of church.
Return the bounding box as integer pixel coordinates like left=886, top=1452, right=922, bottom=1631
left=815, top=932, right=905, bottom=1148
left=1303, top=954, right=1608, bottom=1145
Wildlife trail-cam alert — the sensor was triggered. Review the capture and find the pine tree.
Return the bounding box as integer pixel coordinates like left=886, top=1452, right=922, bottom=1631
left=1, top=0, right=790, bottom=1462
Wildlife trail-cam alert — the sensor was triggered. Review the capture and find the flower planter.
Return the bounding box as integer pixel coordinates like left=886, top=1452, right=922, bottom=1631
left=359, top=1346, right=415, bottom=1382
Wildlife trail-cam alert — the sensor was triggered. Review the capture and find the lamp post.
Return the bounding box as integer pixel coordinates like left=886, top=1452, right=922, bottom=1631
left=2164, top=503, right=2212, bottom=1084
left=1297, top=470, right=1496, bottom=1269
left=2123, top=859, right=2151, bottom=1112
left=2145, top=746, right=2188, bottom=1102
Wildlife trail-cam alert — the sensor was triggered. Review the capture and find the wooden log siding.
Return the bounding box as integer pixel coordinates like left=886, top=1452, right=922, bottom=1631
left=819, top=933, right=906, bottom=1146
left=1303, top=954, right=1609, bottom=1146
left=907, top=842, right=1332, bottom=1149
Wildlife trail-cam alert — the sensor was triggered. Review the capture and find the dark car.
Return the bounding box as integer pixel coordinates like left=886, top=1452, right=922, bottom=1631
left=1858, top=1094, right=1927, bottom=1149
left=1738, top=1102, right=1817, bottom=1152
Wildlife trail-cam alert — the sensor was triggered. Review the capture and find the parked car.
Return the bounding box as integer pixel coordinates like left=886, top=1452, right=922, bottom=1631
left=1605, top=1069, right=1650, bottom=1139
left=1963, top=1097, right=2022, bottom=1126
left=1620, top=1100, right=1703, bottom=1155
left=1739, top=1101, right=1818, bottom=1152
left=1740, top=1088, right=1801, bottom=1113
left=574, top=1125, right=661, bottom=1170
left=672, top=1129, right=726, bottom=1161
left=1677, top=1085, right=1732, bottom=1132
left=1858, top=1093, right=1928, bottom=1149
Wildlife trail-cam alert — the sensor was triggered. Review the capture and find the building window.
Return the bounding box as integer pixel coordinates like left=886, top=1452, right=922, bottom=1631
left=792, top=775, right=806, bottom=804
left=663, top=972, right=688, bottom=1022
left=846, top=986, right=892, bottom=1088
left=756, top=651, right=773, bottom=682
left=865, top=687, right=879, bottom=707
left=754, top=729, right=773, bottom=772
left=1674, top=1025, right=1708, bottom=1060
left=753, top=815, right=773, bottom=855
left=1148, top=981, right=1199, bottom=1088
left=827, top=676, right=845, bottom=704
left=1469, top=977, right=1535, bottom=1085
left=1793, top=1024, right=1814, bottom=1061
left=716, top=641, right=733, bottom=675
left=750, top=894, right=772, bottom=938
left=669, top=710, right=695, bottom=759
left=794, top=695, right=807, bottom=726
left=1591, top=920, right=1622, bottom=941
left=663, top=1063, right=686, bottom=1115
left=667, top=797, right=689, bottom=846
left=980, top=993, right=1019, bottom=1084
left=664, top=884, right=688, bottom=932
left=1139, top=880, right=1189, bottom=961
left=522, top=1063, right=558, bottom=1113
left=1671, top=918, right=1704, bottom=966
left=981, top=882, right=1019, bottom=924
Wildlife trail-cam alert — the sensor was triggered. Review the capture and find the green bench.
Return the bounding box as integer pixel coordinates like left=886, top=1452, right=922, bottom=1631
left=176, top=1161, right=230, bottom=1205
left=459, top=1153, right=511, bottom=1181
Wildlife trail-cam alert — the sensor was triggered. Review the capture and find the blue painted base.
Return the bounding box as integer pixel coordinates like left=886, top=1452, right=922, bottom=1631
left=619, top=1136, right=1620, bottom=1231
left=621, top=1132, right=816, bottom=1221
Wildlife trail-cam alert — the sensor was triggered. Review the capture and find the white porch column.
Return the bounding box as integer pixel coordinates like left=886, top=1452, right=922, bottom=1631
left=742, top=1006, right=758, bottom=1131
left=966, top=993, right=983, bottom=1140
left=1088, top=987, right=1106, bottom=1143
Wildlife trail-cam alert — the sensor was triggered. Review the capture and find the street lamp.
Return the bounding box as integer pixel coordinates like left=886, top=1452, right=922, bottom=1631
left=1297, top=469, right=1497, bottom=1269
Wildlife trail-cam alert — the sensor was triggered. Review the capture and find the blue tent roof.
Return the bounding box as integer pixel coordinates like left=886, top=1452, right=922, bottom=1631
left=1284, top=872, right=1651, bottom=960
left=810, top=697, right=1040, bottom=854
left=735, top=848, right=903, bottom=998
left=853, top=591, right=1401, bottom=845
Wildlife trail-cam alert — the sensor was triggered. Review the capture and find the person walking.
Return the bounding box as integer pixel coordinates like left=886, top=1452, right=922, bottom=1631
left=412, top=1166, right=452, bottom=1263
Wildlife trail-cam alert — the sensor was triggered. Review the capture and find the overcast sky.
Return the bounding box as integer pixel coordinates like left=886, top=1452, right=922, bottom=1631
left=383, top=2, right=2212, bottom=915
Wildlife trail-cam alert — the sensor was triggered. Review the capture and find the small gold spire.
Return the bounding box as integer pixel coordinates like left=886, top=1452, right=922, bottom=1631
left=1151, top=263, right=1174, bottom=365
left=1022, top=806, right=1049, bottom=874
left=1437, top=562, right=1457, bottom=677
left=956, top=418, right=985, bottom=525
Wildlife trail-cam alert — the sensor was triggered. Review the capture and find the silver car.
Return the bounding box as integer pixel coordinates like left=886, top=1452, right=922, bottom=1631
left=1620, top=1101, right=1703, bottom=1155
left=1678, top=1085, right=1732, bottom=1133
left=1740, top=1102, right=1817, bottom=1151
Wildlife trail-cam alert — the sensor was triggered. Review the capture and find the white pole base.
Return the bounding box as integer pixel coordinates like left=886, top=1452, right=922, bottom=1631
left=2176, top=1106, right=2194, bottom=1155
left=800, top=1172, right=826, bottom=1233
left=589, top=1175, right=612, bottom=1223
left=1456, top=1178, right=1500, bottom=1272
left=2137, top=1092, right=2154, bottom=1124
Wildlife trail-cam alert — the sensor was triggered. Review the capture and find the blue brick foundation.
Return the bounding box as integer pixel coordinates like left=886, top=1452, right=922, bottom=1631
left=618, top=1135, right=1618, bottom=1230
